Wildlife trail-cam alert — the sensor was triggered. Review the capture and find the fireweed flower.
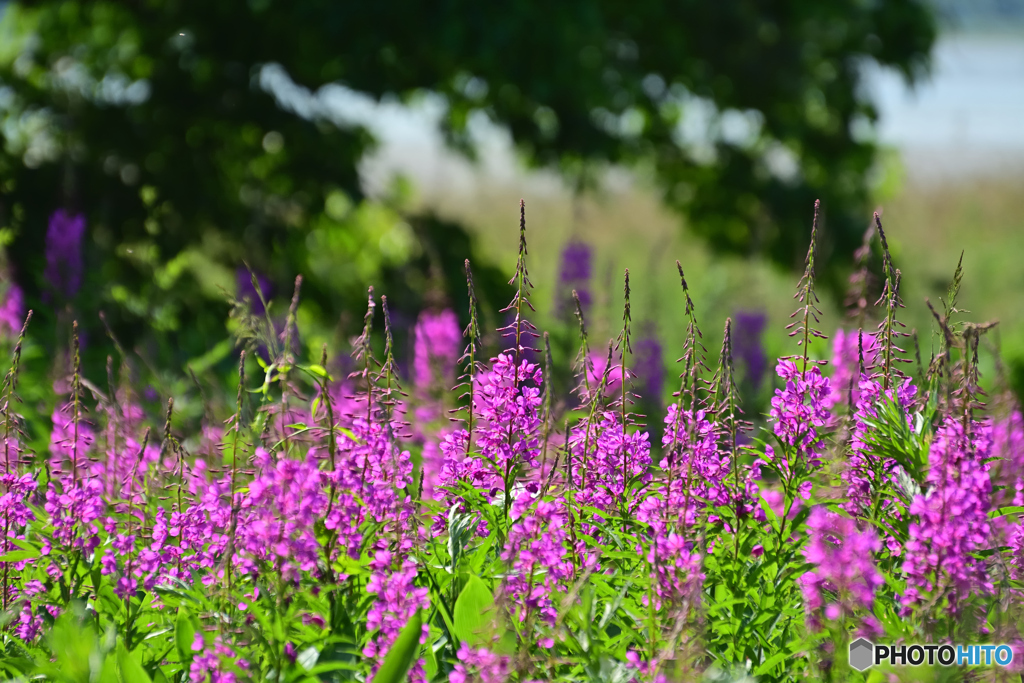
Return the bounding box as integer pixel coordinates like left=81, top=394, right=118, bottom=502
left=990, top=409, right=1024, bottom=506
left=799, top=507, right=883, bottom=637
left=646, top=406, right=728, bottom=527
left=0, top=472, right=36, bottom=531
left=100, top=532, right=139, bottom=598
left=500, top=498, right=573, bottom=626
left=1011, top=521, right=1024, bottom=580
left=323, top=414, right=415, bottom=553
left=43, top=477, right=104, bottom=555
left=440, top=353, right=543, bottom=502
left=190, top=636, right=249, bottom=683
left=133, top=461, right=231, bottom=592
left=585, top=350, right=627, bottom=398
left=1, top=471, right=38, bottom=597
left=412, top=308, right=461, bottom=491
left=234, top=450, right=327, bottom=582
left=644, top=530, right=704, bottom=615
left=901, top=418, right=993, bottom=613
left=760, top=360, right=831, bottom=489
left=15, top=603, right=45, bottom=641
left=568, top=410, right=651, bottom=532
left=44, top=209, right=86, bottom=299
left=144, top=471, right=232, bottom=591
left=96, top=402, right=161, bottom=499
left=450, top=644, right=510, bottom=683
left=364, top=545, right=430, bottom=683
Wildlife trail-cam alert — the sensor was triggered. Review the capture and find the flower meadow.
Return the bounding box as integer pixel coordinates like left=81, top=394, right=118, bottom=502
left=2, top=200, right=1024, bottom=683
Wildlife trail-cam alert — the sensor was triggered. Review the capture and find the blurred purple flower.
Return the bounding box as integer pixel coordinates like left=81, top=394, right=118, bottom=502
left=800, top=507, right=883, bottom=636
left=632, top=325, right=663, bottom=404
left=826, top=329, right=880, bottom=412
left=236, top=268, right=274, bottom=316
left=555, top=240, right=592, bottom=316
left=0, top=283, right=24, bottom=335
left=44, top=210, right=86, bottom=299
left=733, top=311, right=767, bottom=392
left=413, top=309, right=461, bottom=392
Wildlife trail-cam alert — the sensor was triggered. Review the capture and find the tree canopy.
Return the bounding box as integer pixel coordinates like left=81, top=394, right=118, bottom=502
left=0, top=0, right=936, bottom=364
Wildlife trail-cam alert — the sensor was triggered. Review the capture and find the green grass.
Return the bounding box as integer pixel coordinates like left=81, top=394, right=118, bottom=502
left=407, top=161, right=1024, bottom=400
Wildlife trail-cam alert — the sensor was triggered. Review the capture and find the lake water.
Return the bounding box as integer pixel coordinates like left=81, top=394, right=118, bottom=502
left=867, top=34, right=1024, bottom=181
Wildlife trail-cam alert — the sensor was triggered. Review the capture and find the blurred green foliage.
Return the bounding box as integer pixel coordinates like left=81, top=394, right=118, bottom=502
left=0, top=0, right=935, bottom=376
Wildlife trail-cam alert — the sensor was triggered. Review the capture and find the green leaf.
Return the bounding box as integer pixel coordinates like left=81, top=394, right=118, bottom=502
left=373, top=610, right=422, bottom=683
left=175, top=608, right=197, bottom=667
left=117, top=642, right=154, bottom=683
left=424, top=638, right=438, bottom=681
left=453, top=575, right=495, bottom=648
left=990, top=505, right=1024, bottom=519
left=0, top=549, right=39, bottom=562
left=752, top=648, right=792, bottom=675
left=301, top=363, right=330, bottom=379
left=98, top=654, right=119, bottom=683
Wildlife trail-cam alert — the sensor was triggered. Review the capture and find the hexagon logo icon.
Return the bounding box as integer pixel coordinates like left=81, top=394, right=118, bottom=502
left=849, top=638, right=874, bottom=671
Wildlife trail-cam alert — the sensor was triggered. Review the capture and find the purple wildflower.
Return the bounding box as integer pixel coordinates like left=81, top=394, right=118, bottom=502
left=15, top=603, right=45, bottom=641
left=364, top=545, right=430, bottom=683
left=0, top=472, right=36, bottom=530
left=841, top=373, right=916, bottom=527
left=644, top=530, right=704, bottom=616
left=500, top=498, right=574, bottom=625
left=0, top=283, right=24, bottom=335
left=585, top=350, right=628, bottom=399
left=990, top=409, right=1024, bottom=507
left=555, top=240, right=592, bottom=317
left=646, top=406, right=729, bottom=527
left=44, top=210, right=86, bottom=299
left=760, top=360, right=831, bottom=490
left=1, top=471, right=37, bottom=607
left=825, top=329, right=880, bottom=412
left=440, top=352, right=543, bottom=502
left=43, top=477, right=104, bottom=554
left=568, top=410, right=651, bottom=529
left=413, top=309, right=461, bottom=393
left=142, top=468, right=233, bottom=591
left=411, top=308, right=462, bottom=466
left=234, top=450, right=327, bottom=582
left=236, top=267, right=273, bottom=316
left=190, top=636, right=248, bottom=683
left=450, top=644, right=510, bottom=683
left=901, top=418, right=993, bottom=613
left=632, top=325, right=664, bottom=405
left=799, top=507, right=883, bottom=636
